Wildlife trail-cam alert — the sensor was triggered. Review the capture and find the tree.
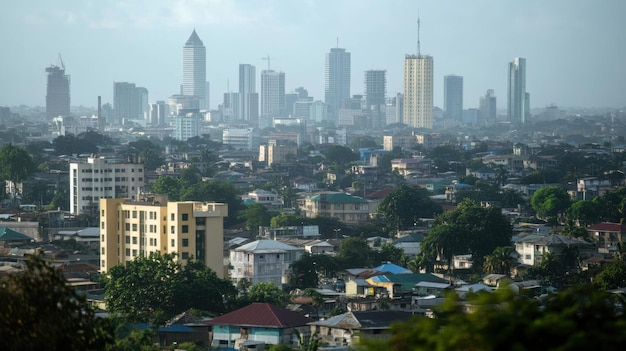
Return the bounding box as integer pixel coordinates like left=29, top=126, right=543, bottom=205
left=376, top=242, right=406, bottom=266
left=594, top=187, right=626, bottom=223
left=321, top=145, right=358, bottom=167
left=530, top=186, right=571, bottom=223
left=247, top=282, right=288, bottom=306
left=52, top=134, right=98, bottom=155
left=289, top=253, right=339, bottom=289
left=421, top=199, right=512, bottom=272
left=239, top=203, right=276, bottom=235
left=337, top=237, right=377, bottom=268
left=150, top=176, right=181, bottom=201
left=567, top=200, right=602, bottom=227
left=180, top=180, right=243, bottom=226
left=0, top=255, right=113, bottom=350
left=360, top=286, right=626, bottom=351
left=482, top=246, right=516, bottom=275
left=104, top=252, right=235, bottom=325
left=377, top=184, right=443, bottom=235
left=0, top=143, right=36, bottom=201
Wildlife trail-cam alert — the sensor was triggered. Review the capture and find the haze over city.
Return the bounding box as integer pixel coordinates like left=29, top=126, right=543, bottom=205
left=1, top=0, right=625, bottom=110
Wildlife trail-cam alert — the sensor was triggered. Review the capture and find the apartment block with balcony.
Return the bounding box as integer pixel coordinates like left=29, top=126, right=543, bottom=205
left=99, top=196, right=228, bottom=277
left=229, top=239, right=304, bottom=285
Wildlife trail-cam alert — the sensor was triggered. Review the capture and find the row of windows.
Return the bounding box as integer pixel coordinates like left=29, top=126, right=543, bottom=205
left=81, top=168, right=143, bottom=173
left=81, top=177, right=142, bottom=182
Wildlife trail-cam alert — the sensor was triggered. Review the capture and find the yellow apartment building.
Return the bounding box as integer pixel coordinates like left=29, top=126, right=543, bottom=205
left=99, top=196, right=228, bottom=277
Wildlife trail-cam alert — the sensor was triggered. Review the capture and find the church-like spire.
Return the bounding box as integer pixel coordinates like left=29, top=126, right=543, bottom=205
left=185, top=29, right=204, bottom=46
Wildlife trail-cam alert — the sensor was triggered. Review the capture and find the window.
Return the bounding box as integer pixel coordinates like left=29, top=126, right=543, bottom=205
left=101, top=260, right=105, bottom=267
left=182, top=239, right=189, bottom=247
left=182, top=213, right=189, bottom=221
left=125, top=248, right=130, bottom=256
left=125, top=223, right=130, bottom=231
left=171, top=213, right=175, bottom=221
left=101, top=247, right=105, bottom=254
left=101, top=235, right=105, bottom=242
left=101, top=210, right=105, bottom=217
left=182, top=225, right=189, bottom=233
left=132, top=249, right=137, bottom=257
left=101, top=221, right=105, bottom=229
left=132, top=224, right=137, bottom=231
left=132, top=237, right=137, bottom=245
left=171, top=239, right=175, bottom=247
left=171, top=226, right=175, bottom=234
left=181, top=252, right=189, bottom=259
left=125, top=236, right=130, bottom=244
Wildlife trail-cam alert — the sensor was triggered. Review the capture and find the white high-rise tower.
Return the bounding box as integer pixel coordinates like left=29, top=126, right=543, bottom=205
left=182, top=30, right=206, bottom=109
left=403, top=18, right=433, bottom=129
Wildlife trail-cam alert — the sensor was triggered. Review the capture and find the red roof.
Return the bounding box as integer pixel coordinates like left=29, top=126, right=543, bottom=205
left=206, top=303, right=313, bottom=328
left=587, top=222, right=626, bottom=233
left=365, top=188, right=394, bottom=199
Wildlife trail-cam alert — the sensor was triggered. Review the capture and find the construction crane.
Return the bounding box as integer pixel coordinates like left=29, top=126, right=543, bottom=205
left=261, top=55, right=271, bottom=71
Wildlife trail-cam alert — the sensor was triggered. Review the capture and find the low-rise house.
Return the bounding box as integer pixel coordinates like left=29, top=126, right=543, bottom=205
left=367, top=273, right=449, bottom=299
left=392, top=232, right=425, bottom=257
left=482, top=274, right=512, bottom=287
left=587, top=222, right=626, bottom=254
left=229, top=240, right=304, bottom=285
left=308, top=310, right=416, bottom=347
left=515, top=234, right=596, bottom=266
left=452, top=254, right=473, bottom=270
left=414, top=281, right=453, bottom=297
left=304, top=240, right=335, bottom=255
left=301, top=192, right=370, bottom=225
left=207, top=302, right=313, bottom=349
left=242, top=189, right=283, bottom=209
left=345, top=278, right=377, bottom=297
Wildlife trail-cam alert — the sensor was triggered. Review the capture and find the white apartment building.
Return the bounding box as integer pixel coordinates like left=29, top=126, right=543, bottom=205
left=222, top=127, right=260, bottom=151
left=70, top=156, right=145, bottom=215
left=229, top=239, right=304, bottom=285
left=100, top=196, right=228, bottom=277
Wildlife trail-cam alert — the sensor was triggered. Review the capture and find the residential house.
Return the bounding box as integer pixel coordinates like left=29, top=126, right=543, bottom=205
left=301, top=192, right=370, bottom=225
left=414, top=281, right=453, bottom=297
left=292, top=176, right=317, bottom=191
left=367, top=273, right=449, bottom=299
left=207, top=302, right=313, bottom=349
left=242, top=189, right=283, bottom=209
left=229, top=239, right=304, bottom=285
left=392, top=232, right=425, bottom=257
left=308, top=311, right=416, bottom=347
left=587, top=222, right=626, bottom=254
left=304, top=240, right=335, bottom=255
left=514, top=234, right=596, bottom=266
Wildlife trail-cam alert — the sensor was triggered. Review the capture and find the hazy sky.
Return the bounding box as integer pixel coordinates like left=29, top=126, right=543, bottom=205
left=1, top=0, right=625, bottom=110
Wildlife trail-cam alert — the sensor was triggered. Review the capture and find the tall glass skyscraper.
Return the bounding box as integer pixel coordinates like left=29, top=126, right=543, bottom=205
left=508, top=57, right=527, bottom=124
left=239, top=64, right=258, bottom=125
left=45, top=55, right=70, bottom=119
left=325, top=48, right=351, bottom=122
left=260, top=70, right=286, bottom=128
left=182, top=30, right=206, bottom=109
left=444, top=74, right=463, bottom=121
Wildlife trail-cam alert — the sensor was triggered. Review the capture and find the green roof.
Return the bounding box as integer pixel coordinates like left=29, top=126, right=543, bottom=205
left=371, top=273, right=448, bottom=291
left=0, top=227, right=32, bottom=241
left=308, top=193, right=368, bottom=204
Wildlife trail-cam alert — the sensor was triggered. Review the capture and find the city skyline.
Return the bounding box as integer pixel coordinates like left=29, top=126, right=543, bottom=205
left=1, top=0, right=625, bottom=110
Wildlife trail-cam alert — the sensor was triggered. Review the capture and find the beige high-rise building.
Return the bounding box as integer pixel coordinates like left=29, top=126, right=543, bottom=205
left=99, top=196, right=228, bottom=277
left=403, top=54, right=433, bottom=129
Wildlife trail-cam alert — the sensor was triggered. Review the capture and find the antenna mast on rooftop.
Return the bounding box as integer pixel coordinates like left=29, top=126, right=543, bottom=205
left=417, top=16, right=421, bottom=57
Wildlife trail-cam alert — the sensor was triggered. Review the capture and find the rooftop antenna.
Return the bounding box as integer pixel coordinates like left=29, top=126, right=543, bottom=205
left=417, top=16, right=421, bottom=57
left=261, top=55, right=271, bottom=70
left=336, top=37, right=339, bottom=48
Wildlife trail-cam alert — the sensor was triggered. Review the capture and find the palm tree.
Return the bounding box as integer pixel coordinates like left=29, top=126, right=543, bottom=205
left=483, top=246, right=516, bottom=276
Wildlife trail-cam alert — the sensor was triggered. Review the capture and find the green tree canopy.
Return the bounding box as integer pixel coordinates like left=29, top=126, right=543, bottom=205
left=239, top=203, right=277, bottom=235
left=593, top=187, right=626, bottom=223
left=150, top=176, right=181, bottom=201
left=104, top=252, right=236, bottom=325
left=421, top=199, right=512, bottom=272
left=321, top=145, right=358, bottom=167
left=377, top=184, right=443, bottom=235
left=246, top=282, right=288, bottom=306
left=530, top=186, right=571, bottom=222
left=567, top=200, right=602, bottom=227
left=0, top=143, right=36, bottom=196
left=337, top=237, right=377, bottom=268
left=361, top=286, right=626, bottom=351
left=0, top=255, right=113, bottom=350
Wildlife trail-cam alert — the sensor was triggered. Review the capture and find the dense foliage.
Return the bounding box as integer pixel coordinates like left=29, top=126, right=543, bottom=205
left=104, top=252, right=236, bottom=325
left=377, top=184, right=443, bottom=235
left=360, top=286, right=626, bottom=351
left=0, top=255, right=113, bottom=351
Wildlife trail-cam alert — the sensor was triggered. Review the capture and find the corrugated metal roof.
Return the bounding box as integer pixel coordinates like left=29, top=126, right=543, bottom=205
left=206, top=303, right=313, bottom=328
left=233, top=239, right=302, bottom=253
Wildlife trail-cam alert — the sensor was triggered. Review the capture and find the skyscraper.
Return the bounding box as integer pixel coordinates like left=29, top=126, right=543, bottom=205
left=260, top=70, right=286, bottom=127
left=45, top=55, right=70, bottom=119
left=239, top=64, right=258, bottom=125
left=479, top=89, right=497, bottom=125
left=182, top=30, right=206, bottom=109
left=113, top=82, right=148, bottom=124
left=444, top=75, right=463, bottom=121
left=403, top=19, right=433, bottom=129
left=365, top=70, right=386, bottom=128
left=508, top=57, right=528, bottom=124
left=325, top=47, right=351, bottom=123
